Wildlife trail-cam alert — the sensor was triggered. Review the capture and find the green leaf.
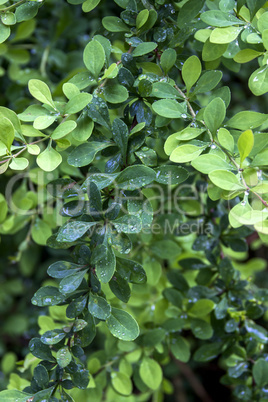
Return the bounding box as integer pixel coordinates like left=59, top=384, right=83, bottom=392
left=188, top=299, right=215, bottom=317
left=56, top=346, right=72, bottom=368
left=116, top=165, right=156, bottom=190
left=191, top=318, right=213, bottom=340
left=204, top=97, right=226, bottom=134
left=139, top=357, right=163, bottom=390
left=83, top=39, right=105, bottom=78
left=151, top=82, right=181, bottom=98
left=209, top=170, right=244, bottom=191
left=111, top=372, right=132, bottom=396
left=177, top=0, right=205, bottom=28
left=155, top=165, right=189, bottom=185
left=41, top=329, right=66, bottom=345
left=227, top=111, right=268, bottom=130
left=31, top=286, right=65, bottom=307
left=210, top=26, right=242, bottom=43
left=113, top=215, right=142, bottom=234
left=249, top=65, right=268, bottom=96
left=65, top=93, right=93, bottom=114
left=51, top=120, right=77, bottom=140
left=103, top=84, right=128, bottom=103
left=182, top=56, right=202, bottom=94
left=59, top=270, right=87, bottom=295
left=257, top=11, right=268, bottom=33
left=0, top=23, right=10, bottom=43
left=68, top=141, right=110, bottom=167
left=28, top=79, right=55, bottom=108
left=57, top=221, right=97, bottom=242
left=176, top=126, right=206, bottom=141
left=152, top=99, right=186, bottom=118
left=37, top=146, right=62, bottom=172
left=0, top=117, right=14, bottom=151
left=1, top=12, right=16, bottom=26
left=102, top=16, right=129, bottom=32
left=194, top=343, right=222, bottom=362
left=252, top=148, right=268, bottom=166
left=191, top=154, right=232, bottom=174
left=0, top=390, right=33, bottom=402
left=151, top=240, right=181, bottom=260
left=237, top=129, right=254, bottom=164
left=193, top=70, right=222, bottom=94
left=15, top=2, right=39, bottom=22
left=160, top=48, right=177, bottom=73
left=202, top=40, right=228, bottom=61
left=88, top=292, right=111, bottom=320
left=82, top=0, right=101, bottom=12
left=94, top=244, right=116, bottom=283
left=253, top=358, right=268, bottom=387
left=132, top=42, right=157, bottom=57
left=109, top=273, right=131, bottom=303
left=170, top=144, right=205, bottom=163
left=33, top=365, right=49, bottom=389
left=29, top=337, right=55, bottom=361
left=170, top=335, right=190, bottom=362
left=106, top=307, right=139, bottom=341
left=201, top=10, right=243, bottom=27
left=245, top=320, right=268, bottom=343
left=217, top=128, right=234, bottom=152
left=48, top=261, right=85, bottom=279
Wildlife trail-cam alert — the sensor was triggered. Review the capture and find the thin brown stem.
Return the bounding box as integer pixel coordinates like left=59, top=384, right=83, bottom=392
left=174, top=84, right=196, bottom=119
left=0, top=0, right=26, bottom=12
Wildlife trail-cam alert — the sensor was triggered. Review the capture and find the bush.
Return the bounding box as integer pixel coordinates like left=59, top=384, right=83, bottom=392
left=0, top=0, right=268, bottom=401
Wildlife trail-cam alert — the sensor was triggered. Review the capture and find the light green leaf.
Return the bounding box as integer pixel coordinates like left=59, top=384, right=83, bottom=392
left=56, top=346, right=72, bottom=368
left=102, top=63, right=119, bottom=79
left=160, top=48, right=177, bottom=73
left=210, top=26, right=242, bottom=44
left=111, top=372, right=132, bottom=396
left=31, top=218, right=52, bottom=245
left=226, top=111, right=268, bottom=130
left=51, top=120, right=77, bottom=140
left=188, top=299, right=215, bottom=317
left=103, top=84, right=128, bottom=103
left=0, top=23, right=10, bottom=43
left=106, top=307, right=139, bottom=341
left=65, top=93, right=93, bottom=114
left=237, top=129, right=254, bottom=164
left=150, top=82, right=181, bottom=99
left=182, top=55, right=202, bottom=94
left=102, top=16, right=129, bottom=32
left=83, top=39, right=105, bottom=78
left=37, top=146, right=62, bottom=172
left=257, top=11, right=268, bottom=33
left=191, top=154, right=231, bottom=173
left=0, top=117, right=14, bottom=151
left=193, top=70, right=222, bottom=94
left=132, top=42, right=157, bottom=57
left=191, top=318, right=213, bottom=340
left=170, top=335, right=190, bottom=362
left=252, top=148, right=268, bottom=166
left=152, top=99, right=186, bottom=118
left=63, top=82, right=80, bottom=99
left=28, top=79, right=55, bottom=108
left=234, top=49, right=264, bottom=63
left=217, top=128, right=234, bottom=152
left=201, top=10, right=243, bottom=27
left=263, top=29, right=268, bottom=50
left=139, top=357, right=162, bottom=390
left=176, top=126, right=206, bottom=141
left=27, top=144, right=40, bottom=155
left=170, top=144, right=205, bottom=163
left=0, top=390, right=33, bottom=402
left=82, top=0, right=101, bottom=12
left=88, top=293, right=111, bottom=320
left=155, top=165, right=189, bottom=185
left=209, top=170, right=244, bottom=191
left=249, top=65, right=268, bottom=96
left=204, top=97, right=226, bottom=134
left=33, top=115, right=56, bottom=129
left=136, top=9, right=149, bottom=29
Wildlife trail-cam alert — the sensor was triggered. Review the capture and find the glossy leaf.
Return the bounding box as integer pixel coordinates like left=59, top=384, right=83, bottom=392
left=182, top=56, right=202, bottom=94
left=88, top=292, right=111, bottom=320
left=139, top=357, right=163, bottom=390
left=106, top=308, right=139, bottom=341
